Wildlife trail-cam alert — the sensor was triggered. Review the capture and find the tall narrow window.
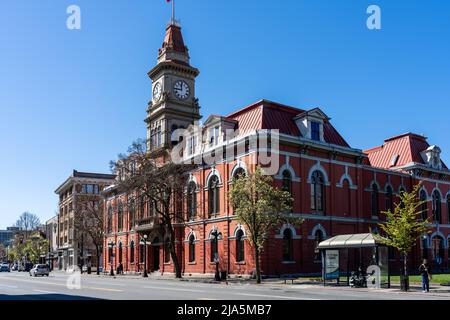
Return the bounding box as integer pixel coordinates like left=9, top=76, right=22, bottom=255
left=129, top=199, right=136, bottom=229
left=311, top=121, right=321, bottom=141
left=139, top=244, right=144, bottom=264
left=422, top=238, right=428, bottom=260
left=342, top=179, right=351, bottom=215
left=107, top=205, right=113, bottom=233
left=118, top=242, right=123, bottom=264
left=447, top=195, right=450, bottom=223
left=233, top=168, right=246, bottom=180
left=188, top=235, right=195, bottom=263
left=117, top=201, right=123, bottom=231
left=282, top=170, right=292, bottom=195
left=208, top=175, right=220, bottom=216
left=282, top=228, right=293, bottom=262
left=187, top=182, right=197, bottom=221
left=236, top=230, right=245, bottom=263
left=139, top=195, right=145, bottom=220
left=371, top=183, right=379, bottom=216
left=314, top=230, right=324, bottom=262
left=210, top=234, right=219, bottom=263
left=311, top=171, right=325, bottom=213
left=385, top=186, right=393, bottom=212
left=432, top=191, right=442, bottom=224
left=130, top=241, right=135, bottom=264
left=420, top=190, right=428, bottom=221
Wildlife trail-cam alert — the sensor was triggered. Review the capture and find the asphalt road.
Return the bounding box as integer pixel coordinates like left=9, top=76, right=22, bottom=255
left=0, top=271, right=449, bottom=300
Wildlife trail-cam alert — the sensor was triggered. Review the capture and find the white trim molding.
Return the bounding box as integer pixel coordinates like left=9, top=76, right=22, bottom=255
left=275, top=224, right=302, bottom=240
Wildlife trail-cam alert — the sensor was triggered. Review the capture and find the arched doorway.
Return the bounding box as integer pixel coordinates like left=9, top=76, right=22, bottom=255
left=152, top=237, right=160, bottom=272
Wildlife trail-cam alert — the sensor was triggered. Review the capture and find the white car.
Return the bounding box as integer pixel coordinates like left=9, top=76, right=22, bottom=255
left=29, top=264, right=50, bottom=277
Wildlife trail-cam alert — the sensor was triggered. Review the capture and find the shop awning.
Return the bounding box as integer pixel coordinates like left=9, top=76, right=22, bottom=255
left=318, top=233, right=383, bottom=250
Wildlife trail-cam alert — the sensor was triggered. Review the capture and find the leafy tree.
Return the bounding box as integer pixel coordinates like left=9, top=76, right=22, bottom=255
left=229, top=167, right=303, bottom=284
left=23, top=234, right=49, bottom=264
left=375, top=184, right=431, bottom=291
left=111, top=140, right=195, bottom=279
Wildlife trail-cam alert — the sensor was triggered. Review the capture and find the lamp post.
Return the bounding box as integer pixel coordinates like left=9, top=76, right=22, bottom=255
left=211, top=230, right=222, bottom=282
left=108, top=240, right=115, bottom=276
left=140, top=235, right=149, bottom=278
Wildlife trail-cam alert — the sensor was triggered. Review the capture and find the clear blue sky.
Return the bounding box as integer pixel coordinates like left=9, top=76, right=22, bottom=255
left=1, top=0, right=449, bottom=229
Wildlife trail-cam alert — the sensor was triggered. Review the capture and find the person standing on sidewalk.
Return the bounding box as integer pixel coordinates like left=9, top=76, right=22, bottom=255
left=419, top=259, right=432, bottom=293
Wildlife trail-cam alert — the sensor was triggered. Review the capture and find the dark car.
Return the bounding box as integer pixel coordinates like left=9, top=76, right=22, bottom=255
left=0, top=263, right=10, bottom=272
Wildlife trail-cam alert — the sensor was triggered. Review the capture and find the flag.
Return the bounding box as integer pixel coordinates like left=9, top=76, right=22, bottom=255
left=166, top=0, right=171, bottom=2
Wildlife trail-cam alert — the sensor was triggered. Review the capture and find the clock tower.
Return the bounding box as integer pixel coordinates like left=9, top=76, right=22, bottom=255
left=145, top=21, right=201, bottom=152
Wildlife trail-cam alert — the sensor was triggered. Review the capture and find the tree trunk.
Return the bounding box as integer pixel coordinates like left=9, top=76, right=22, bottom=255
left=402, top=252, right=409, bottom=292
left=96, top=246, right=100, bottom=276
left=168, top=225, right=182, bottom=279
left=255, top=249, right=261, bottom=284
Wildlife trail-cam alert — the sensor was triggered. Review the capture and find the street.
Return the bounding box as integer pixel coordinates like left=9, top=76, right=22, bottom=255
left=1, top=272, right=449, bottom=300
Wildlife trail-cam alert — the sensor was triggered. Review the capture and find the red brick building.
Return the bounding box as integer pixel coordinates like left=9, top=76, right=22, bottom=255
left=103, top=21, right=450, bottom=278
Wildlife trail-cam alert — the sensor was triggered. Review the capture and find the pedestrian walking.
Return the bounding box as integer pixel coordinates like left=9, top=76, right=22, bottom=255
left=419, top=259, right=432, bottom=293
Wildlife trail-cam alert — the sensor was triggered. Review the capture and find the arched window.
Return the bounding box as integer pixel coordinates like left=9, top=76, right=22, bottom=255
left=420, top=190, right=428, bottom=221
left=129, top=199, right=136, bottom=229
left=149, top=200, right=157, bottom=217
left=282, top=229, right=293, bottom=262
left=385, top=186, right=393, bottom=212
left=399, top=187, right=406, bottom=209
left=139, top=195, right=145, bottom=220
left=371, top=183, right=379, bottom=216
left=282, top=170, right=292, bottom=195
left=118, top=242, right=123, bottom=264
left=447, top=194, right=450, bottom=223
left=107, top=205, right=113, bottom=233
left=164, top=238, right=171, bottom=264
left=236, top=229, right=245, bottom=263
left=432, top=236, right=445, bottom=270
left=342, top=179, right=351, bottom=215
left=422, top=237, right=428, bottom=260
left=130, top=241, right=135, bottom=264
left=210, top=233, right=219, bottom=263
left=314, top=230, right=324, bottom=262
left=208, top=175, right=220, bottom=216
left=233, top=167, right=246, bottom=180
left=432, top=191, right=442, bottom=224
left=187, top=182, right=197, bottom=221
left=311, top=171, right=325, bottom=213
left=117, top=201, right=123, bottom=231
left=188, top=235, right=196, bottom=263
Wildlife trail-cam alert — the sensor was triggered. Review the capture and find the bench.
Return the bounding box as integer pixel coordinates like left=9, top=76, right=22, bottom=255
left=281, top=274, right=300, bottom=285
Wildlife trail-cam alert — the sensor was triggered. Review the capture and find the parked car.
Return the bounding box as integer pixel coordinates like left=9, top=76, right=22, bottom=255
left=0, top=263, right=11, bottom=272
left=30, top=264, right=50, bottom=277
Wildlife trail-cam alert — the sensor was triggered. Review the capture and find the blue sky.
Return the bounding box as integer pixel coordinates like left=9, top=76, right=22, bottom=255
left=1, top=0, right=449, bottom=228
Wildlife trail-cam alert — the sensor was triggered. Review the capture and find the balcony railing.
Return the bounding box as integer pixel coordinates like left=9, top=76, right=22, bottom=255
left=135, top=216, right=158, bottom=232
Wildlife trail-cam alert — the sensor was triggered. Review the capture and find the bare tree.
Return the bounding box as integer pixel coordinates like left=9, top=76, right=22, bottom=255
left=73, top=196, right=105, bottom=275
left=15, top=212, right=41, bottom=238
left=111, top=140, right=194, bottom=279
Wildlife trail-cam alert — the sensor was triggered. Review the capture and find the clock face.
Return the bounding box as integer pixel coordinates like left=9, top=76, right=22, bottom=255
left=173, top=80, right=190, bottom=100
left=153, top=83, right=162, bottom=102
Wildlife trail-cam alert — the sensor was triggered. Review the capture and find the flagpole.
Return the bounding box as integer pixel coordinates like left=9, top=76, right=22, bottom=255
left=172, top=0, right=175, bottom=24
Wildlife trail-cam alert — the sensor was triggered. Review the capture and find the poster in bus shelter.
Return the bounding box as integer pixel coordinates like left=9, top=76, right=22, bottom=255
left=325, top=250, right=340, bottom=280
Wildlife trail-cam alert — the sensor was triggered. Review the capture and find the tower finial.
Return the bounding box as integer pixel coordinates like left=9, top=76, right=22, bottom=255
left=167, top=0, right=177, bottom=25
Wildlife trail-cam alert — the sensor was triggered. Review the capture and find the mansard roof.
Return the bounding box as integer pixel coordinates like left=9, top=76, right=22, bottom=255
left=365, top=133, right=448, bottom=170
left=225, top=99, right=350, bottom=147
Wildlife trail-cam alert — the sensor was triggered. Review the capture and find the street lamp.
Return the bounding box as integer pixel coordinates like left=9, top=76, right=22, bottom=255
left=211, top=230, right=222, bottom=282
left=108, top=240, right=115, bottom=276
left=140, top=235, right=149, bottom=278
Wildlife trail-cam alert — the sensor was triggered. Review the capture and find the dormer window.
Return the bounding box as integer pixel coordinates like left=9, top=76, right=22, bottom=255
left=188, top=135, right=197, bottom=155
left=422, top=145, right=442, bottom=170
left=311, top=121, right=321, bottom=141
left=294, top=108, right=329, bottom=143
left=209, top=126, right=220, bottom=146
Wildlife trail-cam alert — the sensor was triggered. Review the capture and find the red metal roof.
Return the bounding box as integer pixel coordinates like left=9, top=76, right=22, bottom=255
left=364, top=133, right=446, bottom=169
left=160, top=24, right=187, bottom=54
left=226, top=100, right=350, bottom=147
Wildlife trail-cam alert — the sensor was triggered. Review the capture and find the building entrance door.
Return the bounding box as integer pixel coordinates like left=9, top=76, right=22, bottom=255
left=153, top=246, right=160, bottom=271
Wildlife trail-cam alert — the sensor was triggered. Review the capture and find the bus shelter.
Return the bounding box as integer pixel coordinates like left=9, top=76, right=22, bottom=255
left=318, top=233, right=391, bottom=288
